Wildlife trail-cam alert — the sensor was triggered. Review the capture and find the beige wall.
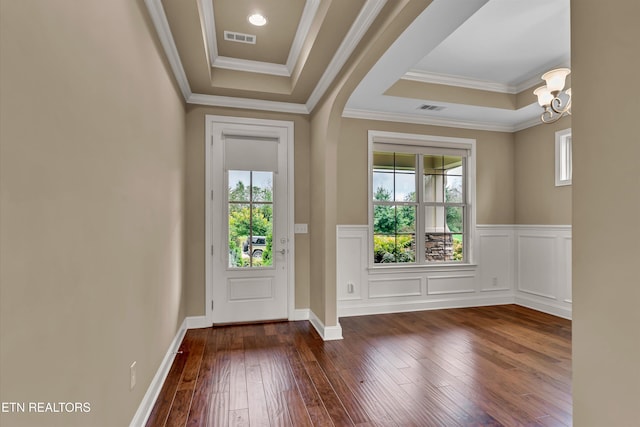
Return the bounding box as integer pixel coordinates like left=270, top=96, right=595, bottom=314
left=0, top=1, right=186, bottom=426
left=514, top=117, right=572, bottom=225
left=184, top=106, right=312, bottom=316
left=572, top=0, right=640, bottom=425
left=337, top=118, right=516, bottom=225
left=307, top=0, right=434, bottom=327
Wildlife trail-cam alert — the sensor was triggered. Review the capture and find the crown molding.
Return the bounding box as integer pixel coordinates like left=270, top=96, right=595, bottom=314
left=306, top=0, right=388, bottom=112
left=344, top=107, right=544, bottom=133
left=515, top=74, right=545, bottom=94
left=147, top=0, right=540, bottom=130
left=403, top=66, right=566, bottom=96
left=512, top=116, right=543, bottom=132
left=286, top=0, right=321, bottom=72
left=201, top=0, right=320, bottom=77
left=403, top=70, right=518, bottom=94
left=212, top=56, right=290, bottom=76
left=188, top=93, right=309, bottom=114
left=197, top=0, right=215, bottom=67
left=342, top=108, right=521, bottom=133
left=148, top=0, right=384, bottom=114
left=144, top=0, right=192, bottom=100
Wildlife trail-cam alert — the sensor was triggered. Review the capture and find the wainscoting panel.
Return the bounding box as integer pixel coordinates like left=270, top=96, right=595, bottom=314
left=477, top=227, right=514, bottom=292
left=514, top=225, right=572, bottom=319
left=337, top=228, right=366, bottom=300
left=337, top=225, right=572, bottom=319
left=427, top=274, right=476, bottom=295
left=336, top=226, right=367, bottom=301
left=517, top=234, right=557, bottom=299
left=369, top=277, right=422, bottom=299
left=562, top=236, right=572, bottom=303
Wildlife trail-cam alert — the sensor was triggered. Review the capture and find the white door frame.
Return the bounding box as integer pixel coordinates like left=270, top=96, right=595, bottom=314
left=205, top=115, right=295, bottom=324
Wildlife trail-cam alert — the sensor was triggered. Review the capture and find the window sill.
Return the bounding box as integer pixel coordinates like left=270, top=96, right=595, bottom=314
left=368, top=263, right=477, bottom=274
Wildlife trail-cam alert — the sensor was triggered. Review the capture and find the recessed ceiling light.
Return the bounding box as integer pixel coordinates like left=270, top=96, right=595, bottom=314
left=248, top=13, right=267, bottom=26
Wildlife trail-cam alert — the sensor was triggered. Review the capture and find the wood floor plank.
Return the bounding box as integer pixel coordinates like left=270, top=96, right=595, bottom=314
left=164, top=389, right=194, bottom=427
left=209, top=392, right=229, bottom=427
left=229, top=408, right=250, bottom=427
left=186, top=329, right=217, bottom=426
left=146, top=305, right=572, bottom=427
left=303, top=360, right=354, bottom=426
left=282, top=390, right=313, bottom=427
left=177, top=328, right=209, bottom=392
left=228, top=348, right=248, bottom=411
left=245, top=364, right=270, bottom=427
left=145, top=350, right=187, bottom=427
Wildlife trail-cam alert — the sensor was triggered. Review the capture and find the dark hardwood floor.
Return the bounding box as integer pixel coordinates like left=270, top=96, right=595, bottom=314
left=146, top=305, right=572, bottom=427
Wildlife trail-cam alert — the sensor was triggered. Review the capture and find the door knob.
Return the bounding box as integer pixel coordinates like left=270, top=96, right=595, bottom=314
left=278, top=249, right=287, bottom=255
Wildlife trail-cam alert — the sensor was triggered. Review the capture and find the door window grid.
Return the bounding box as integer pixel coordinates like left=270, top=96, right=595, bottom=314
left=228, top=170, right=274, bottom=268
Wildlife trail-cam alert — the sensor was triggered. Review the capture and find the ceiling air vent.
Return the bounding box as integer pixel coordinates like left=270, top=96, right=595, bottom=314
left=418, top=104, right=446, bottom=112
left=224, top=31, right=256, bottom=44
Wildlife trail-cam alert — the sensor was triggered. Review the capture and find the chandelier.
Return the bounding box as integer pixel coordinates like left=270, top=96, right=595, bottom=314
left=533, top=68, right=572, bottom=124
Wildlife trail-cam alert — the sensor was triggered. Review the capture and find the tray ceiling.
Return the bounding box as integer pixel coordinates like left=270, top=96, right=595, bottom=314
left=146, top=0, right=570, bottom=131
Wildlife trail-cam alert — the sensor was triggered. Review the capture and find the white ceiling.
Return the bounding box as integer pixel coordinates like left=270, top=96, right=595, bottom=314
left=345, top=0, right=571, bottom=131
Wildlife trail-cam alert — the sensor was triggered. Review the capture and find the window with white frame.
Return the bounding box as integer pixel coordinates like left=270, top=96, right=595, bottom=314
left=369, top=131, right=475, bottom=266
left=555, top=128, right=572, bottom=186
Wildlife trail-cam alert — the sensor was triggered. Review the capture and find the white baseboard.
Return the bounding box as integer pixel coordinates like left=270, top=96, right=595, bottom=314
left=290, top=308, right=310, bottom=321
left=515, top=295, right=572, bottom=320
left=129, top=316, right=191, bottom=427
left=309, top=310, right=343, bottom=340
left=339, top=295, right=515, bottom=317
left=186, top=315, right=210, bottom=329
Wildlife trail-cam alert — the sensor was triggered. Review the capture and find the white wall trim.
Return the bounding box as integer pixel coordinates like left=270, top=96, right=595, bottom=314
left=309, top=310, right=343, bottom=340
left=185, top=315, right=210, bottom=329
left=188, top=93, right=309, bottom=115
left=343, top=108, right=544, bottom=133
left=403, top=70, right=520, bottom=94
left=290, top=308, right=310, bottom=321
left=344, top=108, right=518, bottom=133
left=401, top=68, right=560, bottom=97
left=211, top=57, right=291, bottom=77
left=129, top=317, right=190, bottom=427
left=340, top=296, right=515, bottom=317
left=201, top=0, right=321, bottom=77
left=337, top=224, right=572, bottom=320
left=515, top=295, right=572, bottom=320
left=146, top=0, right=385, bottom=117
left=143, top=0, right=192, bottom=101
left=305, top=0, right=387, bottom=112
left=512, top=224, right=572, bottom=230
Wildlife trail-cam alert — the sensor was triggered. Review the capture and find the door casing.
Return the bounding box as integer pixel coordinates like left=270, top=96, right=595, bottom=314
left=205, top=115, right=295, bottom=324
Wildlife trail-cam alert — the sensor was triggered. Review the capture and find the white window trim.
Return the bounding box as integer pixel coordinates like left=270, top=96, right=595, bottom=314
left=367, top=130, right=477, bottom=270
left=555, top=128, right=572, bottom=187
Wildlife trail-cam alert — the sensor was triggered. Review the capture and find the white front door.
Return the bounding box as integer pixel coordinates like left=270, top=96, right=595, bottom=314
left=206, top=116, right=293, bottom=324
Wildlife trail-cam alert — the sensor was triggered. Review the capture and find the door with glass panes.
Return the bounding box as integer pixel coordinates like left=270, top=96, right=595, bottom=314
left=209, top=119, right=291, bottom=324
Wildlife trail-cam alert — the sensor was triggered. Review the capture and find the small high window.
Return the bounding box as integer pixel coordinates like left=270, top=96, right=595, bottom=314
left=555, top=128, right=572, bottom=186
